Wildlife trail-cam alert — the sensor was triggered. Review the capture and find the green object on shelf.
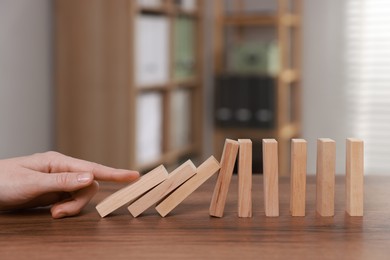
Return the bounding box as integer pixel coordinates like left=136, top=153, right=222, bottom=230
left=229, top=41, right=279, bottom=75
left=174, top=17, right=196, bottom=80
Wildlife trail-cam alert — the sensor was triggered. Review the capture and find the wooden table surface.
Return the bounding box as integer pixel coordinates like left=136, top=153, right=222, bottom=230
left=1, top=175, right=390, bottom=259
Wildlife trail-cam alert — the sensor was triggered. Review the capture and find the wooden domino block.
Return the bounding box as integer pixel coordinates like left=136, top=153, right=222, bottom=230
left=209, top=139, right=239, bottom=217
left=128, top=160, right=196, bottom=217
left=156, top=156, right=220, bottom=217
left=262, top=139, right=279, bottom=217
left=346, top=138, right=364, bottom=216
left=290, top=139, right=307, bottom=217
left=238, top=139, right=252, bottom=218
left=96, top=165, right=168, bottom=217
left=316, top=138, right=335, bottom=217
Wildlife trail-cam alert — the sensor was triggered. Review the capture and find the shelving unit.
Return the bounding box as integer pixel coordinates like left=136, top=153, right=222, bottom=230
left=213, top=0, right=302, bottom=176
left=55, top=0, right=203, bottom=172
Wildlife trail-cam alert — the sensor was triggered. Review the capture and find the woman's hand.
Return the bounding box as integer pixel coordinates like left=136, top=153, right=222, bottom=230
left=0, top=151, right=139, bottom=218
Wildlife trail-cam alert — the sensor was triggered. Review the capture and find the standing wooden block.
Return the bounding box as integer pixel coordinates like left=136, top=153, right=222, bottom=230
left=128, top=160, right=197, bottom=217
left=316, top=138, right=336, bottom=217
left=346, top=138, right=364, bottom=216
left=209, top=139, right=239, bottom=217
left=290, top=139, right=307, bottom=216
left=96, top=165, right=168, bottom=217
left=238, top=139, right=252, bottom=218
left=156, top=156, right=220, bottom=217
left=262, top=139, right=279, bottom=217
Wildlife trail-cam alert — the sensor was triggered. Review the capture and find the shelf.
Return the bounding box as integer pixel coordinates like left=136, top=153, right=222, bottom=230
left=214, top=127, right=277, bottom=138
left=279, top=14, right=300, bottom=27
left=218, top=70, right=278, bottom=79
left=138, top=6, right=199, bottom=17
left=279, top=122, right=300, bottom=139
left=173, top=8, right=199, bottom=18
left=214, top=121, right=300, bottom=140
left=139, top=6, right=170, bottom=15
left=224, top=13, right=300, bottom=28
left=173, top=78, right=198, bottom=88
left=135, top=79, right=198, bottom=92
left=55, top=0, right=204, bottom=172
left=135, top=84, right=168, bottom=93
left=224, top=14, right=276, bottom=27
left=213, top=0, right=303, bottom=176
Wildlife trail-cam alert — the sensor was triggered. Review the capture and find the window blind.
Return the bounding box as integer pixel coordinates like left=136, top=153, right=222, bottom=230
left=346, top=0, right=390, bottom=173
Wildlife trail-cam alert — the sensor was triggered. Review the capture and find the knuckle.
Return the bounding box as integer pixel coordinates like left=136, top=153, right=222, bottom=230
left=90, top=162, right=101, bottom=171
left=32, top=151, right=61, bottom=162
left=89, top=162, right=104, bottom=176
left=45, top=151, right=61, bottom=159
left=56, top=174, right=71, bottom=189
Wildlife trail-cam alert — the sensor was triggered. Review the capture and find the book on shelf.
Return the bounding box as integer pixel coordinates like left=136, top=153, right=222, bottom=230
left=135, top=15, right=169, bottom=87
left=174, top=17, right=196, bottom=81
left=227, top=41, right=278, bottom=76
left=174, top=0, right=197, bottom=12
left=267, top=41, right=278, bottom=76
left=225, top=0, right=276, bottom=15
left=170, top=89, right=191, bottom=149
left=136, top=93, right=163, bottom=165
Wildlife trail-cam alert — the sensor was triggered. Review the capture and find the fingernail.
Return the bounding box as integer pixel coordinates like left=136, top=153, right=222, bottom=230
left=77, top=173, right=92, bottom=183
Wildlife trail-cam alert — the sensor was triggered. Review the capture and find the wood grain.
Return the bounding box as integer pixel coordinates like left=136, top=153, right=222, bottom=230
left=1, top=175, right=390, bottom=259
left=156, top=156, right=220, bottom=217
left=96, top=165, right=168, bottom=217
left=209, top=139, right=239, bottom=217
left=238, top=139, right=252, bottom=218
left=316, top=138, right=336, bottom=216
left=55, top=0, right=132, bottom=169
left=346, top=138, right=364, bottom=216
left=263, top=139, right=279, bottom=217
left=1, top=175, right=389, bottom=259
left=290, top=139, right=307, bottom=216
left=128, top=160, right=196, bottom=217
left=55, top=0, right=204, bottom=172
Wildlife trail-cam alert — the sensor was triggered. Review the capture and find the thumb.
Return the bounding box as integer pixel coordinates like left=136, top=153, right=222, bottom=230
left=37, top=172, right=94, bottom=193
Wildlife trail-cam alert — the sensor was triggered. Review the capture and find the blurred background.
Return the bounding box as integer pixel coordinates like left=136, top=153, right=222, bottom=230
left=1, top=0, right=389, bottom=175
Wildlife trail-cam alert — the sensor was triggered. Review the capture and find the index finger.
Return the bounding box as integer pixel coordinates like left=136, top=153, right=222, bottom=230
left=22, top=151, right=140, bottom=182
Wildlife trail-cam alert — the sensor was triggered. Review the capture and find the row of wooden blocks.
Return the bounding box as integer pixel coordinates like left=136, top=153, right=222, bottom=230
left=96, top=138, right=364, bottom=218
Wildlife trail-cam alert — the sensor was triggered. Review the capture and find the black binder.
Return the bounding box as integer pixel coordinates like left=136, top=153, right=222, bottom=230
left=215, top=74, right=234, bottom=127
left=215, top=74, right=275, bottom=129
left=250, top=76, right=275, bottom=129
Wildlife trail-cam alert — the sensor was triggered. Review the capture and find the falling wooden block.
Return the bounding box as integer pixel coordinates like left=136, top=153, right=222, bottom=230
left=262, top=139, right=279, bottom=217
left=346, top=138, right=364, bottom=216
left=316, top=138, right=336, bottom=217
left=128, top=160, right=196, bottom=217
left=156, top=156, right=220, bottom=217
left=96, top=165, right=168, bottom=217
left=209, top=139, right=239, bottom=217
left=238, top=139, right=252, bottom=218
left=290, top=139, right=307, bottom=217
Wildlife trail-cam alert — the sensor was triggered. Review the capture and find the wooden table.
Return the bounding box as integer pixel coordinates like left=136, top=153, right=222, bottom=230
left=1, top=175, right=390, bottom=259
